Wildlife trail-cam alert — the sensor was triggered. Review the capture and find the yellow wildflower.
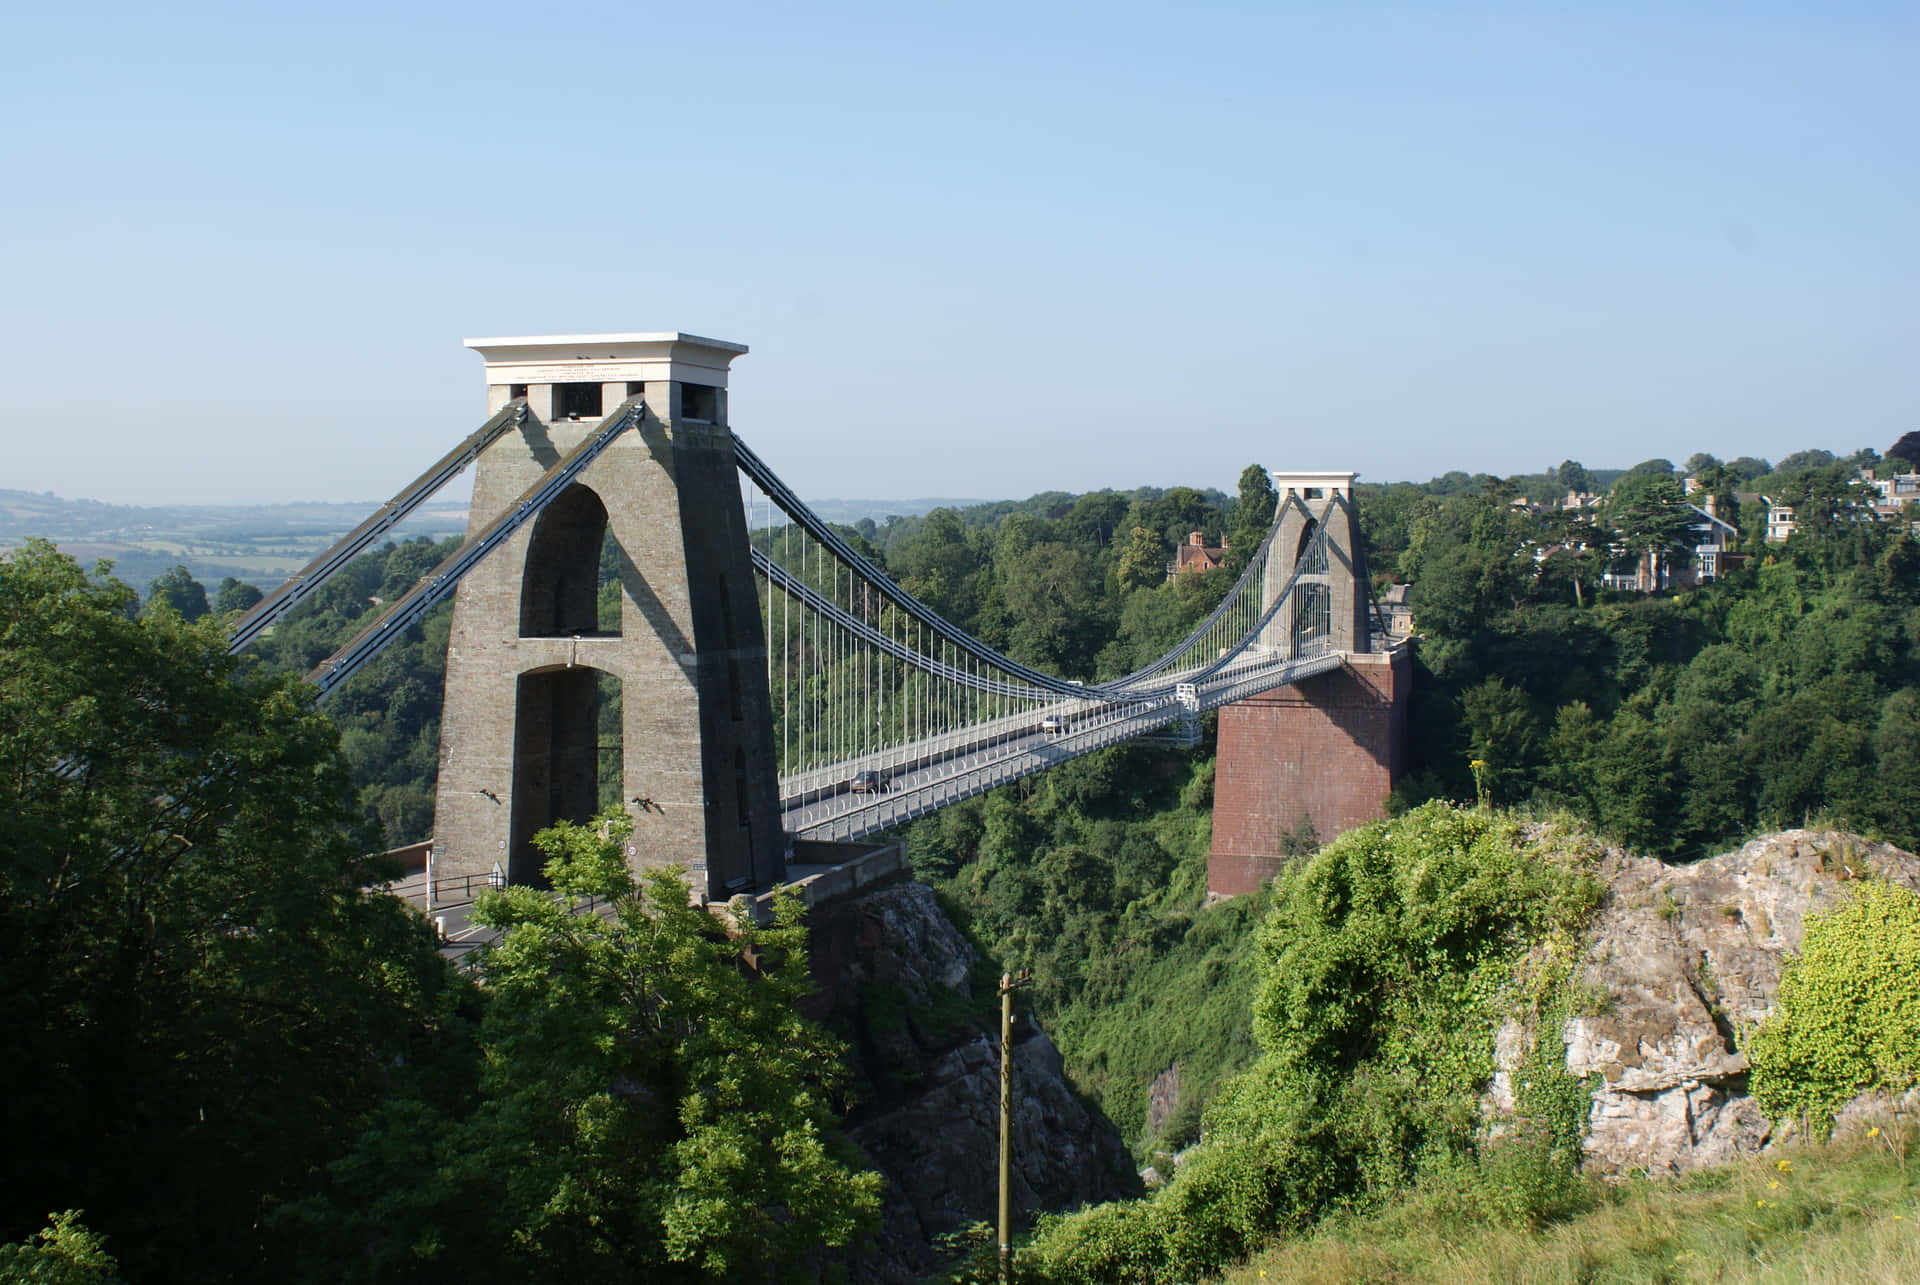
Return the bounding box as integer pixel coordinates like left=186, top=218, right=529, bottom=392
left=1776, top=1159, right=1793, bottom=1172
left=1868, top=1127, right=1881, bottom=1138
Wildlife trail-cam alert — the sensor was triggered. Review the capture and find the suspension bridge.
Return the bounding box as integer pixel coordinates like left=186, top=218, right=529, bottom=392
left=228, top=333, right=1405, bottom=905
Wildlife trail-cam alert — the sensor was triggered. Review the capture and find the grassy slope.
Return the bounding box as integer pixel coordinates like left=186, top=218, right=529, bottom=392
left=1223, top=1135, right=1920, bottom=1285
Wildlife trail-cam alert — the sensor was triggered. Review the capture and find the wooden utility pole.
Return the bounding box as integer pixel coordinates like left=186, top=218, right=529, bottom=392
left=998, top=968, right=1032, bottom=1284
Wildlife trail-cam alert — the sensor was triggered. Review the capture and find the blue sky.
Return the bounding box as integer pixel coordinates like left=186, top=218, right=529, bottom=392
left=4, top=2, right=1914, bottom=505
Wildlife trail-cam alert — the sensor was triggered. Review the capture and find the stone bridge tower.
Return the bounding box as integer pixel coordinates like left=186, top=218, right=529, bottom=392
left=1211, top=471, right=1410, bottom=896
left=432, top=333, right=784, bottom=903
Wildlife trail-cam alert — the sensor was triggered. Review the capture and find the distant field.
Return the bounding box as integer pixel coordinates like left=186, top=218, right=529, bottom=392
left=3, top=486, right=989, bottom=597
left=1, top=488, right=469, bottom=595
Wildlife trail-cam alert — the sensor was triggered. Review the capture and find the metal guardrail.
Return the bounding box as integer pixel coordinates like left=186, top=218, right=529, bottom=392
left=422, top=870, right=504, bottom=906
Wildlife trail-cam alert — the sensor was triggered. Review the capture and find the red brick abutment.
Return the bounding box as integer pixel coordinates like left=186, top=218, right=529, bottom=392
left=1208, top=647, right=1411, bottom=896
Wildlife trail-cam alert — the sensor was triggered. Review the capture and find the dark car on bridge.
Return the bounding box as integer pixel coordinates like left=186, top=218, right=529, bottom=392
left=850, top=770, right=889, bottom=793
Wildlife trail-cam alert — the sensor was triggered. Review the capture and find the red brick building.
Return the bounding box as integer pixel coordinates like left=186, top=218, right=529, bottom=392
left=1169, top=530, right=1227, bottom=577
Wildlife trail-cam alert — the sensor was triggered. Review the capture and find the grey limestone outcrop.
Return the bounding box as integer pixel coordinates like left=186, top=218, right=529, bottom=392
left=1488, top=829, right=1920, bottom=1176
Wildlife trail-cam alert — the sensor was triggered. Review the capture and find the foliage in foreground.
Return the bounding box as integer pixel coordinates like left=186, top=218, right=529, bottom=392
left=292, top=811, right=885, bottom=1283
left=0, top=540, right=468, bottom=1282
left=3, top=545, right=882, bottom=1282
left=1018, top=804, right=1606, bottom=1283
left=0, top=1212, right=121, bottom=1285
left=1221, top=1128, right=1920, bottom=1285
left=1749, top=878, right=1920, bottom=1132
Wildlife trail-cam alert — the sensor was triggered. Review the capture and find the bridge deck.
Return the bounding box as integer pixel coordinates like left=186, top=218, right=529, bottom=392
left=782, top=649, right=1348, bottom=842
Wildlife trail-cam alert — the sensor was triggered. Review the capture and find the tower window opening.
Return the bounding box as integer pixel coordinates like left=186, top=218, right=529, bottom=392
left=509, top=383, right=529, bottom=400
left=625, top=381, right=646, bottom=399
left=554, top=382, right=603, bottom=421
left=679, top=383, right=718, bottom=423
left=522, top=485, right=618, bottom=637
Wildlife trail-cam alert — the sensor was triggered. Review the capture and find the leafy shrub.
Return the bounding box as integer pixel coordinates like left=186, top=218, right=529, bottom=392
left=1021, top=803, right=1604, bottom=1282
left=1749, top=879, right=1920, bottom=1131
left=0, top=1212, right=121, bottom=1284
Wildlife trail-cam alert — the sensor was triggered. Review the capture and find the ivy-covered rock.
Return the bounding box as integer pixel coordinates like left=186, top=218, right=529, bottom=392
left=1749, top=878, right=1920, bottom=1133
left=1552, top=829, right=1920, bottom=1175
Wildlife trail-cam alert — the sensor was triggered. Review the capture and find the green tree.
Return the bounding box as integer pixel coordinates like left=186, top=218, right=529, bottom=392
left=142, top=564, right=209, bottom=621
left=0, top=541, right=466, bottom=1282
left=1058, top=491, right=1130, bottom=552
left=375, top=538, right=442, bottom=599
left=1553, top=460, right=1592, bottom=495
left=213, top=576, right=263, bottom=614
left=1460, top=677, right=1539, bottom=804
left=1226, top=464, right=1277, bottom=571
left=1774, top=448, right=1837, bottom=476
left=1533, top=509, right=1612, bottom=607
left=328, top=811, right=883, bottom=1282
left=1112, top=525, right=1169, bottom=594
left=1400, top=495, right=1535, bottom=638
left=891, top=507, right=984, bottom=623
left=1143, top=486, right=1220, bottom=548
left=1606, top=473, right=1695, bottom=578
left=1774, top=463, right=1873, bottom=542
left=0, top=1212, right=121, bottom=1285
left=998, top=539, right=1106, bottom=674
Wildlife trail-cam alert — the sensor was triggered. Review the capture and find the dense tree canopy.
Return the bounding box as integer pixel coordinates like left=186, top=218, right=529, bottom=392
left=1384, top=484, right=1920, bottom=857
left=297, top=813, right=884, bottom=1283
left=2, top=543, right=891, bottom=1282
left=0, top=541, right=467, bottom=1281
left=1886, top=430, right=1920, bottom=474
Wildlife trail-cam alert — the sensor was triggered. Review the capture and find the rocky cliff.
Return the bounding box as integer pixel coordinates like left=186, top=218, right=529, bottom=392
left=1490, top=829, right=1920, bottom=1175
left=804, top=879, right=1137, bottom=1282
